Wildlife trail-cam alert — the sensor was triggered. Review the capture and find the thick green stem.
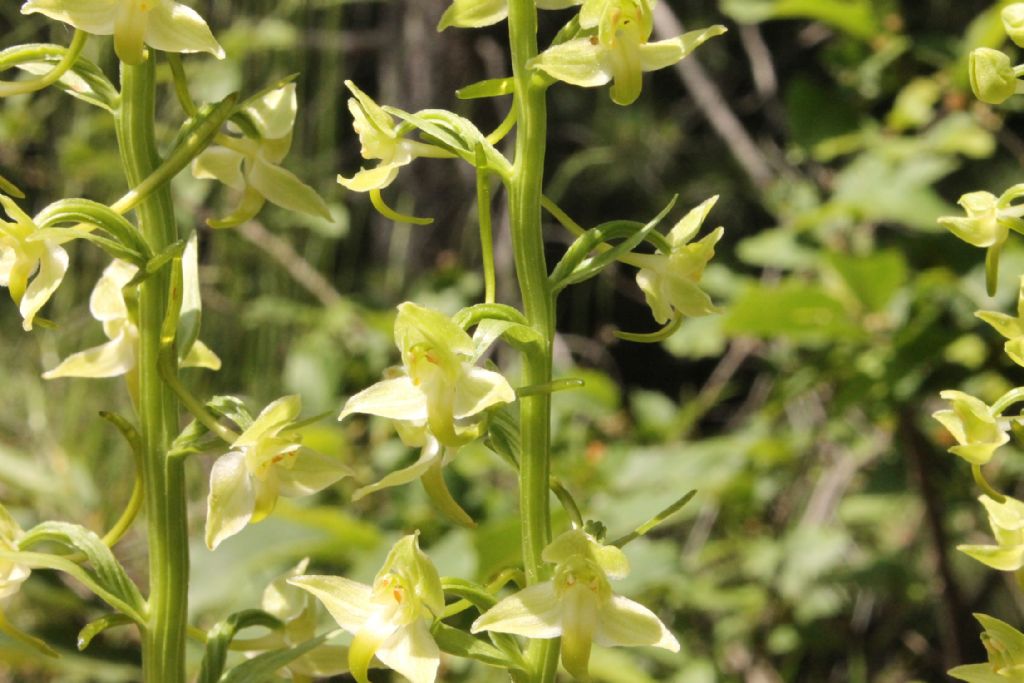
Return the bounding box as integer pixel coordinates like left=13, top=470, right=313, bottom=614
left=507, top=1, right=559, bottom=680
left=117, top=56, right=188, bottom=683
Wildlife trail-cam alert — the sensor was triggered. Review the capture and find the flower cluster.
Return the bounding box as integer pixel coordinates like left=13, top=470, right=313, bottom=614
left=968, top=4, right=1024, bottom=105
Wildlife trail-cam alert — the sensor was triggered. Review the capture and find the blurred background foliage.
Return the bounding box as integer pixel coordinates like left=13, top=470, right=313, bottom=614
left=2, top=0, right=1023, bottom=681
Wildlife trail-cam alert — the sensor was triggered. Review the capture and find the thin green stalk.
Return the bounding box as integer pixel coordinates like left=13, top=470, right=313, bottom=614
left=507, top=1, right=559, bottom=680
left=117, top=55, right=188, bottom=683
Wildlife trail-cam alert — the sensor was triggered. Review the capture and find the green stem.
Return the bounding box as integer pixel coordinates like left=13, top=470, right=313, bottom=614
left=117, top=56, right=188, bottom=683
left=507, top=1, right=559, bottom=680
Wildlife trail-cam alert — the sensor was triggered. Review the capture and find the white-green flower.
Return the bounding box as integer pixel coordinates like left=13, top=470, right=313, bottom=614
left=340, top=302, right=515, bottom=449
left=21, top=0, right=225, bottom=65
left=950, top=614, right=1024, bottom=682
left=959, top=495, right=1024, bottom=572
left=338, top=82, right=449, bottom=193
left=43, top=240, right=220, bottom=379
left=932, top=390, right=1009, bottom=466
left=192, top=83, right=331, bottom=229
left=977, top=275, right=1024, bottom=367
left=939, top=191, right=1012, bottom=250
left=438, top=0, right=581, bottom=31
left=0, top=195, right=68, bottom=332
left=531, top=0, right=726, bottom=105
left=289, top=535, right=444, bottom=683
left=628, top=195, right=723, bottom=326
left=205, top=395, right=353, bottom=550
left=0, top=504, right=29, bottom=602
left=472, top=529, right=678, bottom=679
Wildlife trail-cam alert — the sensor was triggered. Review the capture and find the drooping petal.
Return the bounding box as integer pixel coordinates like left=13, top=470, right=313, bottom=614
left=287, top=575, right=375, bottom=634
left=471, top=582, right=564, bottom=639
left=235, top=395, right=302, bottom=448
left=351, top=442, right=440, bottom=501
left=637, top=25, right=728, bottom=74
left=276, top=449, right=352, bottom=497
left=192, top=147, right=247, bottom=190
left=339, top=377, right=429, bottom=422
left=349, top=614, right=398, bottom=683
left=530, top=38, right=613, bottom=88
left=20, top=0, right=118, bottom=35
left=207, top=186, right=266, bottom=230
left=42, top=332, right=136, bottom=379
left=595, top=595, right=679, bottom=650
left=375, top=620, right=440, bottom=683
left=248, top=157, right=332, bottom=220
left=560, top=585, right=599, bottom=680
left=338, top=163, right=403, bottom=193
left=144, top=1, right=226, bottom=59
left=205, top=451, right=256, bottom=550
left=452, top=365, right=516, bottom=420
left=19, top=244, right=67, bottom=331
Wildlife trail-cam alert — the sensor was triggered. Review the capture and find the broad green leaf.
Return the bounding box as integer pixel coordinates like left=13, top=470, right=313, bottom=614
left=724, top=281, right=865, bottom=344
left=827, top=249, right=908, bottom=311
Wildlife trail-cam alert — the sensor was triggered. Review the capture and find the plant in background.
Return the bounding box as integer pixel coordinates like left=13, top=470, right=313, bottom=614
left=0, top=0, right=726, bottom=680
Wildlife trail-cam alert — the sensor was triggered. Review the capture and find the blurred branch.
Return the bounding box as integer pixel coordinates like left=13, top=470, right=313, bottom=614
left=237, top=221, right=342, bottom=307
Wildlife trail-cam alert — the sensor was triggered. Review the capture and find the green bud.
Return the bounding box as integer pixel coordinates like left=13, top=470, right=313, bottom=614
left=969, top=48, right=1018, bottom=105
left=1004, top=4, right=1024, bottom=48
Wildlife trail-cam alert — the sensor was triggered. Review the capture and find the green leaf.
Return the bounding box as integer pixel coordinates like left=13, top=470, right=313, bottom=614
left=77, top=614, right=135, bottom=651
left=197, top=610, right=283, bottom=683
left=827, top=249, right=908, bottom=311
left=431, top=622, right=518, bottom=670
left=724, top=281, right=865, bottom=344
left=220, top=631, right=334, bottom=683
left=456, top=77, right=514, bottom=99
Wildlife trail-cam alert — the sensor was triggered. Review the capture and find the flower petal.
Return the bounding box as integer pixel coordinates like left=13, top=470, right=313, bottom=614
left=248, top=158, right=332, bottom=220
left=471, top=582, right=563, bottom=639
left=235, top=395, right=302, bottom=447
left=560, top=585, right=599, bottom=680
left=957, top=542, right=1024, bottom=571
left=637, top=25, right=728, bottom=74
left=376, top=620, right=440, bottom=683
left=89, top=260, right=136, bottom=322
left=181, top=339, right=221, bottom=370
left=595, top=595, right=679, bottom=651
left=395, top=302, right=476, bottom=360
left=276, top=449, right=352, bottom=497
left=205, top=451, right=256, bottom=550
left=42, top=332, right=136, bottom=379
left=530, top=38, right=612, bottom=88
left=288, top=575, right=375, bottom=634
left=19, top=244, right=67, bottom=331
left=438, top=0, right=508, bottom=30
left=113, top=0, right=148, bottom=64
left=666, top=195, right=719, bottom=247
left=192, top=147, right=246, bottom=190
left=352, top=441, right=440, bottom=501
left=144, top=1, right=225, bottom=59
left=340, top=377, right=429, bottom=422
left=20, top=0, right=118, bottom=34
left=338, top=163, right=402, bottom=193
left=453, top=365, right=516, bottom=420
left=246, top=84, right=297, bottom=140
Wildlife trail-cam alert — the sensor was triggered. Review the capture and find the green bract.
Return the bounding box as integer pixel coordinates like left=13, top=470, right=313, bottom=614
left=20, top=0, right=224, bottom=65
left=950, top=614, right=1024, bottom=682
left=0, top=195, right=68, bottom=332
left=969, top=48, right=1018, bottom=106
left=472, top=529, right=678, bottom=680
left=438, top=0, right=580, bottom=31
left=192, top=83, right=331, bottom=229
left=958, top=495, right=1024, bottom=572
left=0, top=504, right=29, bottom=602
left=630, top=195, right=723, bottom=325
left=205, top=395, right=352, bottom=550
left=932, top=390, right=1008, bottom=466
left=338, top=82, right=449, bottom=193
left=1004, top=4, right=1024, bottom=49
left=530, top=0, right=726, bottom=106
left=289, top=535, right=444, bottom=683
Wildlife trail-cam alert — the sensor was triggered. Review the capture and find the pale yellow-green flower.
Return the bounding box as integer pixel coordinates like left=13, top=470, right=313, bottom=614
left=969, top=48, right=1019, bottom=105
left=958, top=495, right=1024, bottom=572
left=192, top=83, right=331, bottom=229
left=21, top=0, right=224, bottom=65
left=472, top=529, right=678, bottom=680
left=949, top=613, right=1024, bottom=682
left=0, top=504, right=29, bottom=602
left=0, top=195, right=68, bottom=332
left=205, top=395, right=353, bottom=550
left=289, top=535, right=444, bottom=683
left=977, top=276, right=1024, bottom=367
left=932, top=390, right=1009, bottom=466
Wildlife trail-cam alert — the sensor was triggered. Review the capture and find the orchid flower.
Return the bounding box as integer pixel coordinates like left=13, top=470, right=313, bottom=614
left=43, top=238, right=220, bottom=379
left=289, top=534, right=444, bottom=683
left=977, top=276, right=1024, bottom=367
left=628, top=195, right=723, bottom=326
left=530, top=0, right=726, bottom=105
left=969, top=48, right=1019, bottom=105
left=338, top=81, right=450, bottom=194
left=958, top=495, right=1024, bottom=572
left=950, top=614, right=1024, bottom=682
left=205, top=395, right=353, bottom=550
left=0, top=504, right=29, bottom=602
left=21, top=0, right=224, bottom=66
left=473, top=529, right=679, bottom=679
left=438, top=0, right=581, bottom=31
left=932, top=390, right=1009, bottom=466
left=192, top=83, right=331, bottom=229
left=340, top=302, right=515, bottom=449
left=0, top=195, right=68, bottom=332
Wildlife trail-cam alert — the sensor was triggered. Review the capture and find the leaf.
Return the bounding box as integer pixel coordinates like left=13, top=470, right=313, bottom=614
left=431, top=622, right=518, bottom=670
left=208, top=396, right=255, bottom=431
left=7, top=47, right=119, bottom=111
left=197, top=610, right=283, bottom=683
left=456, top=77, right=514, bottom=99
left=78, top=614, right=135, bottom=651
left=724, top=281, right=865, bottom=344
left=827, top=249, right=908, bottom=312
left=220, top=631, right=334, bottom=683
left=720, top=0, right=880, bottom=41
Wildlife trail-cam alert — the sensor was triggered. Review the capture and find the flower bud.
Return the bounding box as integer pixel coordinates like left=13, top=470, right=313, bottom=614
left=1003, top=4, right=1024, bottom=48
left=969, top=48, right=1018, bottom=105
